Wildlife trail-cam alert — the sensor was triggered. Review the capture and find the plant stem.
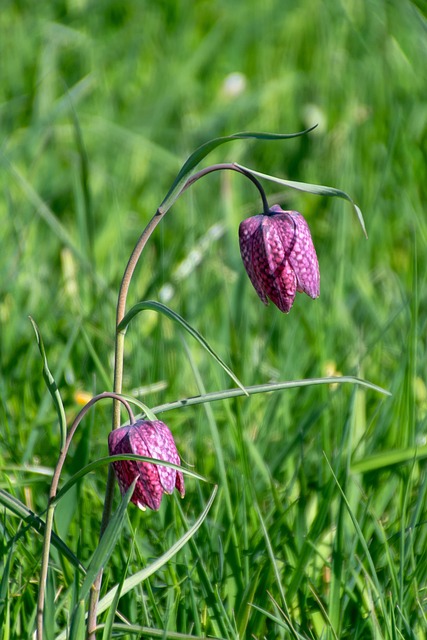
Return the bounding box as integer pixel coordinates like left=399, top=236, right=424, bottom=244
left=182, top=162, right=270, bottom=214
left=37, top=503, right=55, bottom=640
left=87, top=161, right=270, bottom=638
left=36, top=393, right=134, bottom=640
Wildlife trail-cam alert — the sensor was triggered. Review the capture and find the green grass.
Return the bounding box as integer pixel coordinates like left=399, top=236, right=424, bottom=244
left=1, top=0, right=427, bottom=638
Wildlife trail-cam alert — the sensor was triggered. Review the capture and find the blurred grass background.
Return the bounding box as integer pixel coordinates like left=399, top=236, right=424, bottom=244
left=1, top=0, right=427, bottom=638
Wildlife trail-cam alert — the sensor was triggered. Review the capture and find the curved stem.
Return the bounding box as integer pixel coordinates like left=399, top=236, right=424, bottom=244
left=110, top=163, right=269, bottom=429
left=183, top=162, right=270, bottom=214
left=88, top=161, right=270, bottom=639
left=36, top=393, right=134, bottom=640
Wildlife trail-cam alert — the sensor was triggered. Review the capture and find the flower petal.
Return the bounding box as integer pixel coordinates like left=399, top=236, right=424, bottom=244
left=285, top=211, right=320, bottom=298
left=239, top=216, right=268, bottom=305
left=129, top=426, right=165, bottom=510
left=108, top=426, right=130, bottom=456
left=271, top=259, right=297, bottom=313
left=268, top=206, right=297, bottom=262
left=175, top=470, right=185, bottom=498
left=108, top=428, right=154, bottom=510
left=259, top=216, right=297, bottom=312
left=139, top=420, right=182, bottom=495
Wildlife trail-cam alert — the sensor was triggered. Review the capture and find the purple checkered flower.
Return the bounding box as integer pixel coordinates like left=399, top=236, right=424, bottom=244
left=108, top=419, right=185, bottom=511
left=239, top=205, right=320, bottom=313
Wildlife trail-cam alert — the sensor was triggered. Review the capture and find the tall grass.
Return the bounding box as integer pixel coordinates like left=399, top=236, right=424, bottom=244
left=1, top=0, right=427, bottom=638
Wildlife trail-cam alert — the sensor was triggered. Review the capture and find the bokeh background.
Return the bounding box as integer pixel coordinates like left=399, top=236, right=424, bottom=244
left=1, top=1, right=427, bottom=638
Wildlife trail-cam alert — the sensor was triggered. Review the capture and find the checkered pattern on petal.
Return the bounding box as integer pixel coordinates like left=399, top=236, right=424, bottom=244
left=108, top=419, right=185, bottom=512
left=108, top=427, right=159, bottom=510
left=285, top=211, right=320, bottom=298
left=129, top=426, right=165, bottom=510
left=137, top=420, right=184, bottom=496
left=239, top=205, right=319, bottom=313
left=239, top=216, right=268, bottom=305
left=268, top=205, right=297, bottom=261
left=108, top=429, right=138, bottom=498
left=256, top=219, right=296, bottom=313
left=271, top=259, right=297, bottom=313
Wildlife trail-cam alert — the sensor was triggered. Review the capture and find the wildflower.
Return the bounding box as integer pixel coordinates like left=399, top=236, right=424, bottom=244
left=239, top=205, right=320, bottom=313
left=108, top=419, right=185, bottom=511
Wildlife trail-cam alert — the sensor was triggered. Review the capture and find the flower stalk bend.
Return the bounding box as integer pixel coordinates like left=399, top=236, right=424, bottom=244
left=111, top=162, right=270, bottom=431
left=36, top=393, right=134, bottom=640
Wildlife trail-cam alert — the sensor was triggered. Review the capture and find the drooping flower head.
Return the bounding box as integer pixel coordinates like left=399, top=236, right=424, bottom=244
left=108, top=419, right=185, bottom=511
left=239, top=205, right=320, bottom=313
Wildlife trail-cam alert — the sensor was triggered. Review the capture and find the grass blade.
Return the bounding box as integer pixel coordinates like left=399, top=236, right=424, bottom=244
left=0, top=489, right=86, bottom=573
left=351, top=445, right=427, bottom=474
left=101, top=540, right=133, bottom=640
left=29, top=316, right=67, bottom=451
left=161, top=127, right=317, bottom=211
left=78, top=479, right=137, bottom=601
left=95, top=485, right=217, bottom=618
left=117, top=300, right=248, bottom=395
left=99, top=623, right=224, bottom=639
left=56, top=487, right=218, bottom=639
left=325, top=456, right=392, bottom=638
left=0, top=544, right=13, bottom=632
left=150, top=375, right=390, bottom=415
left=69, top=600, right=86, bottom=640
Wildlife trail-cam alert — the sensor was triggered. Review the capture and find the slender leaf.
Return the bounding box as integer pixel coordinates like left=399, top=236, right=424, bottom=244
left=101, top=540, right=133, bottom=640
left=53, top=454, right=207, bottom=506
left=99, top=623, right=224, bottom=639
left=174, top=496, right=234, bottom=639
left=351, top=445, right=427, bottom=474
left=248, top=604, right=301, bottom=637
left=150, top=375, right=390, bottom=415
left=114, top=393, right=158, bottom=421
left=235, top=163, right=367, bottom=237
left=69, top=600, right=86, bottom=640
left=236, top=565, right=262, bottom=638
left=29, top=316, right=67, bottom=450
left=160, top=127, right=317, bottom=211
left=0, top=489, right=86, bottom=573
left=96, top=485, right=217, bottom=616
left=44, top=569, right=56, bottom=640
left=325, top=456, right=392, bottom=638
left=70, top=101, right=95, bottom=268
left=117, top=300, right=248, bottom=395
left=252, top=499, right=298, bottom=637
left=79, top=479, right=137, bottom=601
left=0, top=544, right=13, bottom=626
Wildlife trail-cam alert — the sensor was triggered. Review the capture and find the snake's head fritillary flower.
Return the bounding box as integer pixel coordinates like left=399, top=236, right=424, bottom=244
left=239, top=204, right=320, bottom=313
left=108, top=419, right=185, bottom=511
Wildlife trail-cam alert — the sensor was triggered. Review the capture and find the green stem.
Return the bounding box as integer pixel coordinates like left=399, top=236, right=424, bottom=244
left=36, top=393, right=134, bottom=640
left=36, top=503, right=55, bottom=640
left=182, top=162, right=270, bottom=214
left=87, top=161, right=270, bottom=638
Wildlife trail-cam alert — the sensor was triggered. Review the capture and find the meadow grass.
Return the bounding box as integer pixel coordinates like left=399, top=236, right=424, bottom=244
left=1, top=0, right=427, bottom=638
